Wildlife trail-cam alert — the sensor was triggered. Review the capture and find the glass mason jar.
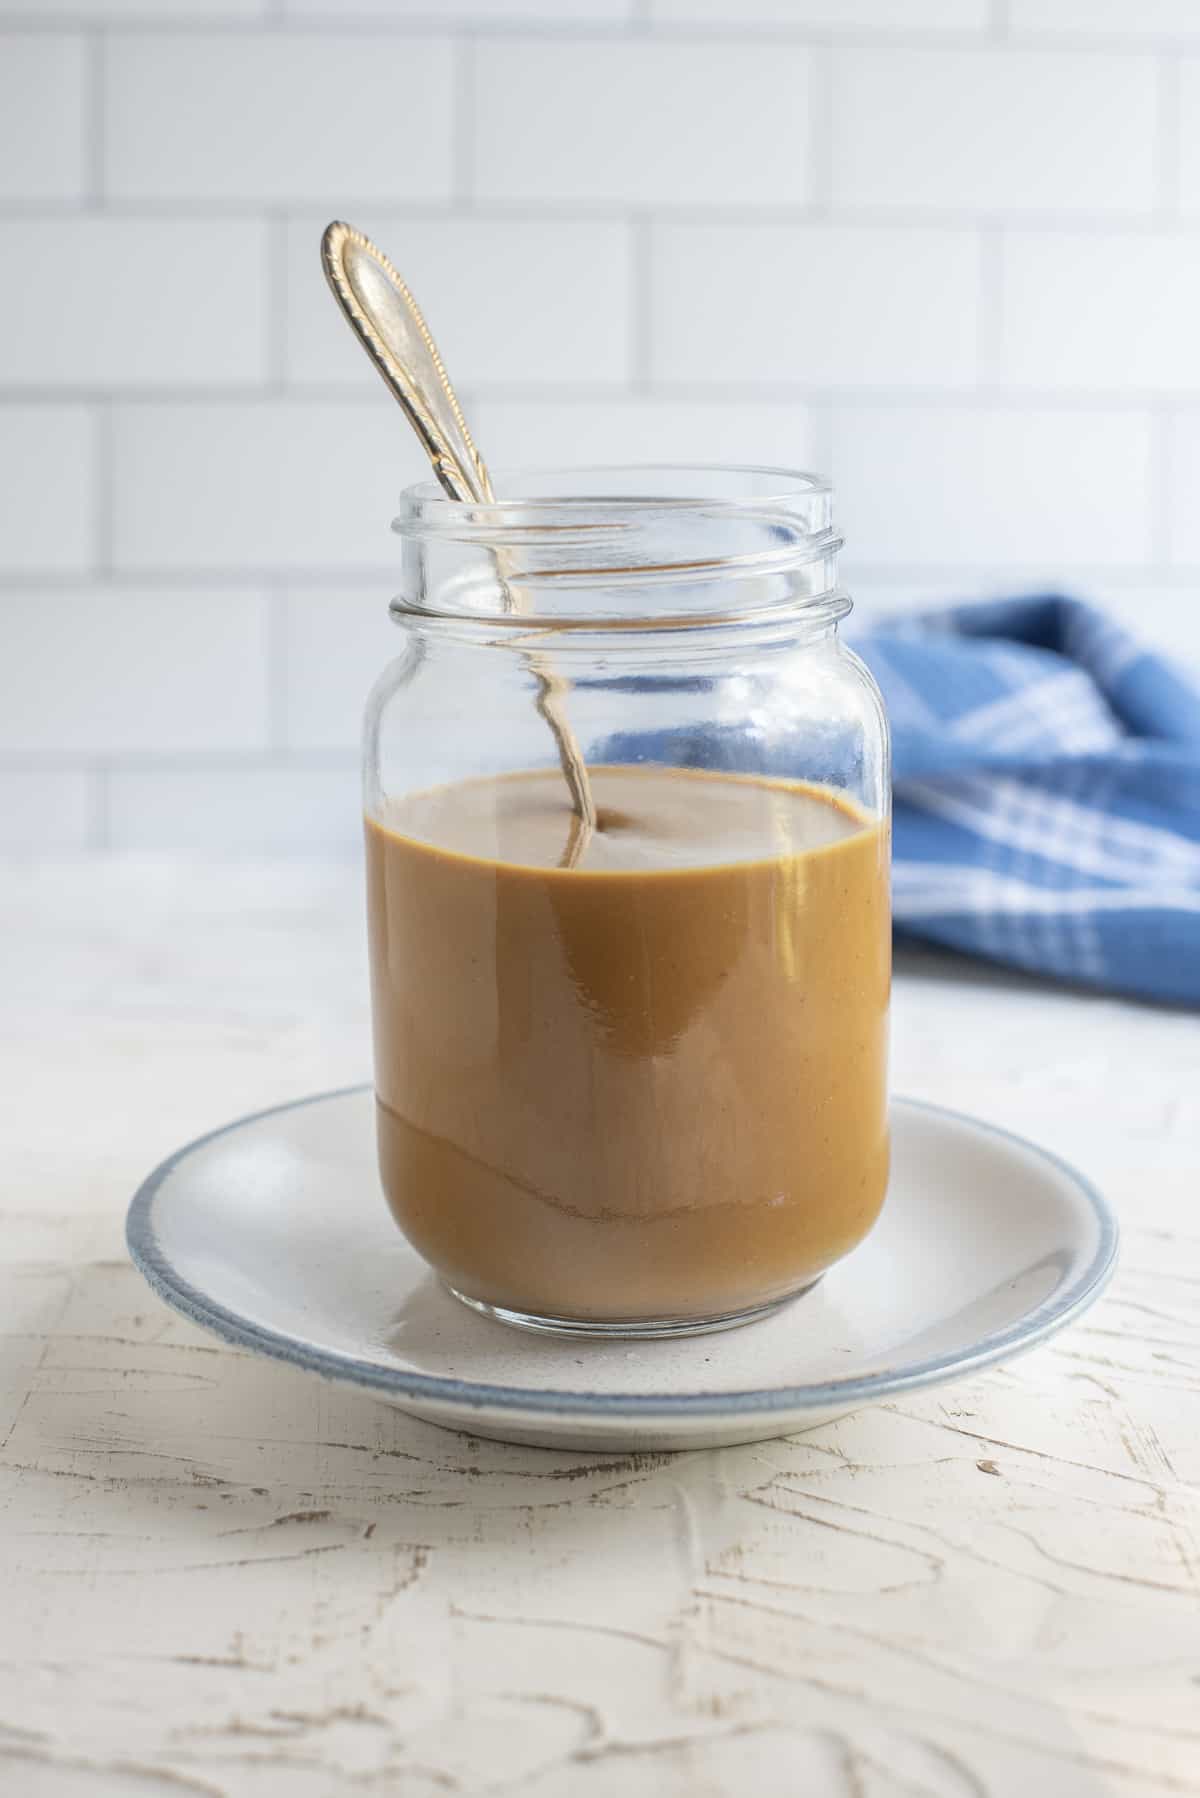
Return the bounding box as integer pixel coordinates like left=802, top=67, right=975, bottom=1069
left=365, top=465, right=890, bottom=1338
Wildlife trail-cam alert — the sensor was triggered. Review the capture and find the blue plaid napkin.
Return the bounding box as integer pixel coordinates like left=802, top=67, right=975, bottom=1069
left=852, top=595, right=1200, bottom=1004
left=604, top=596, right=1200, bottom=1004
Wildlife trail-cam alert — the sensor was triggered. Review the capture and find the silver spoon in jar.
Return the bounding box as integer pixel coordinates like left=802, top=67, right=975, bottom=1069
left=320, top=221, right=597, bottom=864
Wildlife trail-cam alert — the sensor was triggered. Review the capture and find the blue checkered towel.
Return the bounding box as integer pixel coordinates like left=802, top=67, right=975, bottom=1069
left=605, top=596, right=1200, bottom=1004
left=854, top=595, right=1200, bottom=1004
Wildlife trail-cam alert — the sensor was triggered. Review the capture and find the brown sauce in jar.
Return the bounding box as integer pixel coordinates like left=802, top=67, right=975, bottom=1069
left=366, top=765, right=890, bottom=1326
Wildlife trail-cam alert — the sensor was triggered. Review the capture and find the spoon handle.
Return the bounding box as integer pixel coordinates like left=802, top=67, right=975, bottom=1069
left=321, top=220, right=597, bottom=861
left=321, top=221, right=492, bottom=505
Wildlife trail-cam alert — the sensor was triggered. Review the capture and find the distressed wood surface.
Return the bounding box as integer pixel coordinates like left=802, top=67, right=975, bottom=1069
left=2, top=860, right=1197, bottom=1798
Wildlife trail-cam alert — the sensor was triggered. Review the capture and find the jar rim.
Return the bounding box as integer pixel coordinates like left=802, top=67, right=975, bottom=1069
left=389, top=461, right=842, bottom=628
left=393, top=462, right=832, bottom=537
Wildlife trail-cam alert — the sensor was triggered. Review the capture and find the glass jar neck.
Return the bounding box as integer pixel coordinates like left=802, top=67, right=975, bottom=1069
left=389, top=463, right=845, bottom=634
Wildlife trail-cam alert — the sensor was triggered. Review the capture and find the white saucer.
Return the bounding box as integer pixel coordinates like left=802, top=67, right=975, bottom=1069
left=127, top=1087, right=1117, bottom=1452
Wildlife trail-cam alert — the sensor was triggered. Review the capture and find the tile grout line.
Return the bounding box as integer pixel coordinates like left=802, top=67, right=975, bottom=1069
left=3, top=16, right=1194, bottom=51
left=5, top=382, right=1200, bottom=407
left=4, top=198, right=1200, bottom=230
left=0, top=750, right=361, bottom=774
left=0, top=19, right=1009, bottom=46
left=8, top=558, right=1200, bottom=591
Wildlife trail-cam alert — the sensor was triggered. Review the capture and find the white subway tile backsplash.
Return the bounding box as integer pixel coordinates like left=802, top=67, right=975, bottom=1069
left=283, top=590, right=505, bottom=770
left=1165, top=414, right=1200, bottom=565
left=1175, top=61, right=1200, bottom=215
left=286, top=216, right=632, bottom=390
left=1000, top=232, right=1200, bottom=392
left=0, top=587, right=269, bottom=753
left=111, top=403, right=425, bottom=574
left=3, top=14, right=1199, bottom=857
left=282, top=588, right=396, bottom=750
left=831, top=405, right=1153, bottom=567
left=831, top=49, right=1157, bottom=215
left=0, top=219, right=267, bottom=389
left=0, top=36, right=85, bottom=202
left=651, top=224, right=979, bottom=387
left=286, top=0, right=632, bottom=14
left=0, top=407, right=94, bottom=575
left=652, top=0, right=987, bottom=26
left=469, top=396, right=818, bottom=466
left=472, top=40, right=812, bottom=207
left=1010, top=0, right=1200, bottom=38
left=0, top=772, right=95, bottom=853
left=104, top=34, right=454, bottom=204
left=107, top=764, right=362, bottom=854
left=4, top=1, right=263, bottom=14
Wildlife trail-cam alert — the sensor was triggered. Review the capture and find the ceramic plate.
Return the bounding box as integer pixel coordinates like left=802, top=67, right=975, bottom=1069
left=127, top=1087, right=1117, bottom=1451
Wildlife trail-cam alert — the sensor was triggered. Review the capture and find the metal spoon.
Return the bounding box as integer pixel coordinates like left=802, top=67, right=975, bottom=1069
left=321, top=222, right=596, bottom=857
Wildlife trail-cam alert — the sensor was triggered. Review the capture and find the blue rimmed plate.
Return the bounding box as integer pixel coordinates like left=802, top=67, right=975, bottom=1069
left=127, top=1087, right=1117, bottom=1451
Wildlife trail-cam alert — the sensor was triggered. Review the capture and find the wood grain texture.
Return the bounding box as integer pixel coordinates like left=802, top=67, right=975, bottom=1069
left=2, top=860, right=1197, bottom=1798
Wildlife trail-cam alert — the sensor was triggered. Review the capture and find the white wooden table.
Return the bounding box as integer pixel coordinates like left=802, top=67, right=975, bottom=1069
left=2, top=859, right=1197, bottom=1798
